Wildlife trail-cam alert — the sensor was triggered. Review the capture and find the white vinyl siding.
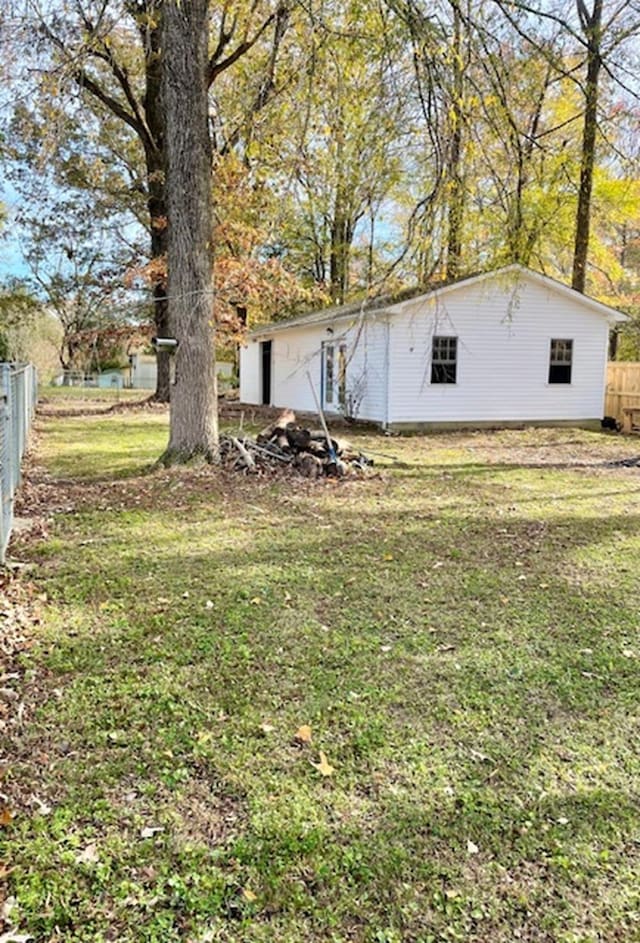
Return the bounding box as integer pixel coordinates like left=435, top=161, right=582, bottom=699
left=242, top=315, right=389, bottom=422
left=241, top=269, right=617, bottom=426
left=388, top=277, right=609, bottom=424
left=239, top=342, right=261, bottom=404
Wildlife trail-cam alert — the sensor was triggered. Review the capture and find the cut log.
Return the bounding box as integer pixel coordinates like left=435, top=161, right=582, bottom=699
left=285, top=424, right=312, bottom=451
left=257, top=409, right=296, bottom=443
left=294, top=453, right=324, bottom=478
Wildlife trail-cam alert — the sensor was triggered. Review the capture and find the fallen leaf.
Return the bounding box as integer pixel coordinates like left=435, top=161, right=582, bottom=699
left=312, top=751, right=335, bottom=776
left=1, top=897, right=16, bottom=921
left=242, top=888, right=257, bottom=902
left=294, top=724, right=312, bottom=744
left=140, top=826, right=164, bottom=839
left=250, top=597, right=262, bottom=606
left=29, top=795, right=51, bottom=816
left=0, top=808, right=13, bottom=827
left=76, top=843, right=99, bottom=865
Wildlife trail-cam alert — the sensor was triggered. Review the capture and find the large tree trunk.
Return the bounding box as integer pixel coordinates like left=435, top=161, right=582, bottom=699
left=162, top=0, right=218, bottom=462
left=571, top=0, right=603, bottom=293
left=329, top=179, right=352, bottom=305
left=145, top=146, right=171, bottom=403
left=445, top=0, right=464, bottom=280
left=140, top=4, right=171, bottom=403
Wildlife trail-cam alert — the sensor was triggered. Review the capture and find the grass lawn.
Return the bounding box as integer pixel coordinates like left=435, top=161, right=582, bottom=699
left=3, top=397, right=640, bottom=942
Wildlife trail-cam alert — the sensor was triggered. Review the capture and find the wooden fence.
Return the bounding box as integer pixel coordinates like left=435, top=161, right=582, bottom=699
left=605, top=362, right=640, bottom=424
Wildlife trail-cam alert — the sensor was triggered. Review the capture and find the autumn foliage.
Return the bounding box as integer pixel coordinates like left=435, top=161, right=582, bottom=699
left=129, top=153, right=325, bottom=343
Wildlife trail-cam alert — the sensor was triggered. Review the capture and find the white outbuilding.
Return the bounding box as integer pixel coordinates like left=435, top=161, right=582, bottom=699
left=239, top=265, right=627, bottom=430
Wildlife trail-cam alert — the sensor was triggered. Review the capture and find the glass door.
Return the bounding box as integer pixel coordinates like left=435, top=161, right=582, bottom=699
left=322, top=340, right=347, bottom=411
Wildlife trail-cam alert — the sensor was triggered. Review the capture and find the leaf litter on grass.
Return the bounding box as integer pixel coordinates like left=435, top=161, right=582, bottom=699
left=4, top=408, right=640, bottom=942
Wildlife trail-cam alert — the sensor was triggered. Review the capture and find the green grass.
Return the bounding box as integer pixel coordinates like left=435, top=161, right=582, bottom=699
left=4, top=398, right=640, bottom=942
left=40, top=385, right=147, bottom=402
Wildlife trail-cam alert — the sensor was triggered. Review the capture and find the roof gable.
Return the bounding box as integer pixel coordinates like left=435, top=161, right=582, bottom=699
left=249, top=264, right=628, bottom=337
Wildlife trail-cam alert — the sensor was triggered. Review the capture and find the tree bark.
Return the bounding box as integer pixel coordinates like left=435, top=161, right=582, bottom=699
left=140, top=3, right=172, bottom=402
left=162, top=0, right=218, bottom=462
left=571, top=0, right=603, bottom=293
left=445, top=0, right=465, bottom=280
left=329, top=179, right=352, bottom=304
left=145, top=143, right=171, bottom=402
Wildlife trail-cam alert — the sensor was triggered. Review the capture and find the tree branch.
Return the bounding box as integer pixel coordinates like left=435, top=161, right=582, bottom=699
left=208, top=4, right=283, bottom=86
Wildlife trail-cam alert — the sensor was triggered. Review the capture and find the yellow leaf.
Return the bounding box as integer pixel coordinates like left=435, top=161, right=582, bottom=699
left=294, top=725, right=312, bottom=743
left=242, top=888, right=257, bottom=902
left=250, top=597, right=262, bottom=605
left=312, top=751, right=335, bottom=776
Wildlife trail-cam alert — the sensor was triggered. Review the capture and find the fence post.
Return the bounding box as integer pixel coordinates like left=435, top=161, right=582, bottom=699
left=0, top=362, right=37, bottom=565
left=0, top=364, right=12, bottom=564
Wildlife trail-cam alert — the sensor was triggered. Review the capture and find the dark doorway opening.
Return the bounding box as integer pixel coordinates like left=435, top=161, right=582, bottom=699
left=261, top=341, right=272, bottom=405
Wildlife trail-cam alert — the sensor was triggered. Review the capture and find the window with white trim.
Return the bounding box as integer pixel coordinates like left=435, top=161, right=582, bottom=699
left=431, top=335, right=458, bottom=384
left=549, top=339, right=573, bottom=384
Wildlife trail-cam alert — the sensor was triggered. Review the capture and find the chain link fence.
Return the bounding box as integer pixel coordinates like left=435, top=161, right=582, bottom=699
left=1, top=363, right=38, bottom=564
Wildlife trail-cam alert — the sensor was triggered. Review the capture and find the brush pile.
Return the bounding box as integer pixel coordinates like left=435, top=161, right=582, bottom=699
left=219, top=409, right=373, bottom=478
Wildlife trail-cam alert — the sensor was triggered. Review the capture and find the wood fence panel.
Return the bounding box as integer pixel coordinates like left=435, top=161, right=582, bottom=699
left=605, top=362, right=640, bottom=423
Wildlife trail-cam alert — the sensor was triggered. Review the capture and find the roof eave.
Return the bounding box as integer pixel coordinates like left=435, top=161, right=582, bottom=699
left=248, top=305, right=391, bottom=339
left=246, top=264, right=629, bottom=337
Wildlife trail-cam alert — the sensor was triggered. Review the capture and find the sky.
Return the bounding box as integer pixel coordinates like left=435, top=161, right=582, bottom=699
left=0, top=181, right=29, bottom=281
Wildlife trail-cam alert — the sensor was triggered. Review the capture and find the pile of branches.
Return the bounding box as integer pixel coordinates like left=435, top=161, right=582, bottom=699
left=219, top=409, right=373, bottom=478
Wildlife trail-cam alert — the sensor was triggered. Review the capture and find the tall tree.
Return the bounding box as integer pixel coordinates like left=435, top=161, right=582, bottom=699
left=270, top=1, right=409, bottom=301
left=487, top=0, right=640, bottom=291
left=162, top=0, right=217, bottom=462
left=571, top=0, right=603, bottom=292
left=15, top=0, right=292, bottom=399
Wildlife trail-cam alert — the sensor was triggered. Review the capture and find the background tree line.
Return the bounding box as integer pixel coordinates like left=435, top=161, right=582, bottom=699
left=1, top=0, right=639, bottom=387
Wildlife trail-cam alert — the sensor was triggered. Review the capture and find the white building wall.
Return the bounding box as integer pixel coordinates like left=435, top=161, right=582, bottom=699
left=345, top=316, right=388, bottom=422
left=239, top=343, right=261, bottom=404
left=270, top=326, right=325, bottom=412
left=388, top=277, right=610, bottom=424
left=242, top=317, right=389, bottom=421
left=131, top=354, right=157, bottom=390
